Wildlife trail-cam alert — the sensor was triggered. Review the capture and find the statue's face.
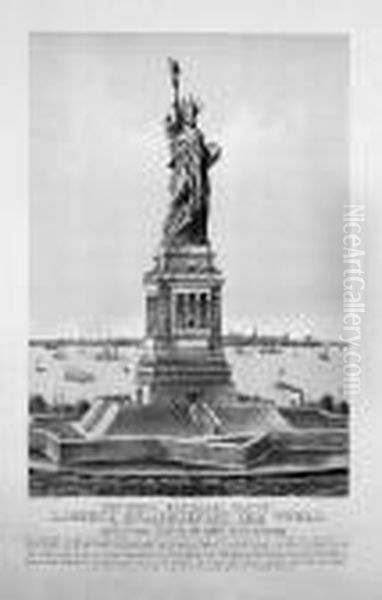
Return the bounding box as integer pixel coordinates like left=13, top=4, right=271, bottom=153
left=182, top=98, right=198, bottom=127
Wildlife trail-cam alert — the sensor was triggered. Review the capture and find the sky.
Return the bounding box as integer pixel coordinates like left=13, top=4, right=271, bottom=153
left=30, top=33, right=348, bottom=339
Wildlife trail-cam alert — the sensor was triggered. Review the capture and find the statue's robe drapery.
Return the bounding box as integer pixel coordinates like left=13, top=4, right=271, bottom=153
left=163, top=107, right=220, bottom=247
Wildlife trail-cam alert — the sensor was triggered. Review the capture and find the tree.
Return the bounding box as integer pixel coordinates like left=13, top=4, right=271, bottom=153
left=75, top=399, right=91, bottom=418
left=319, top=394, right=334, bottom=412
left=29, top=394, right=48, bottom=414
left=338, top=400, right=349, bottom=415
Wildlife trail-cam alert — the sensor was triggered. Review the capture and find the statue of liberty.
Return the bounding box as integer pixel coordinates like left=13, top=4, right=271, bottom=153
left=163, top=59, right=221, bottom=246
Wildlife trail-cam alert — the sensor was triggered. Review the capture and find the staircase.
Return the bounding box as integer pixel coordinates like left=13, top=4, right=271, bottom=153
left=77, top=398, right=120, bottom=438
left=188, top=401, right=224, bottom=435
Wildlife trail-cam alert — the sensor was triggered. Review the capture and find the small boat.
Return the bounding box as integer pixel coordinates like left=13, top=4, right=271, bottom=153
left=64, top=367, right=95, bottom=383
left=259, top=345, right=282, bottom=354
left=52, top=348, right=67, bottom=360
left=318, top=347, right=330, bottom=361
left=95, top=344, right=119, bottom=361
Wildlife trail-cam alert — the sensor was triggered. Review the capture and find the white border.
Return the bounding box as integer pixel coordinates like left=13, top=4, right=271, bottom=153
left=1, top=1, right=382, bottom=598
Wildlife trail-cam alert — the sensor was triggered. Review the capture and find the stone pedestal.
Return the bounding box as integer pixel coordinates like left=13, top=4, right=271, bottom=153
left=136, top=243, right=235, bottom=408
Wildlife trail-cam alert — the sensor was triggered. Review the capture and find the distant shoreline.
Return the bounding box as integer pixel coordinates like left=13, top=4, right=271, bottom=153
left=29, top=336, right=346, bottom=349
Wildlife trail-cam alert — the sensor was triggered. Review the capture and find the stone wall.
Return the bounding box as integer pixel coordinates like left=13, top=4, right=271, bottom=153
left=36, top=430, right=250, bottom=469
left=57, top=437, right=168, bottom=466
left=166, top=438, right=245, bottom=469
